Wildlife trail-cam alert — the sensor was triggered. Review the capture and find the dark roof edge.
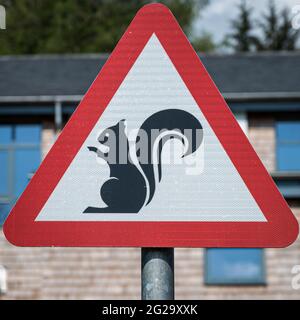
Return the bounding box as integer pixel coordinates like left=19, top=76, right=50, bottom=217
left=0, top=53, right=110, bottom=61
left=0, top=91, right=300, bottom=103
left=0, top=51, right=300, bottom=61
left=224, top=91, right=300, bottom=101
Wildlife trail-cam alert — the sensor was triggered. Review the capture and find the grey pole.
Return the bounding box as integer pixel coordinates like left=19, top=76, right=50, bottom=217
left=141, top=248, right=174, bottom=300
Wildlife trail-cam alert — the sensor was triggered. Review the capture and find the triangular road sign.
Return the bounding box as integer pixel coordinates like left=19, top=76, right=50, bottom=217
left=4, top=4, right=298, bottom=247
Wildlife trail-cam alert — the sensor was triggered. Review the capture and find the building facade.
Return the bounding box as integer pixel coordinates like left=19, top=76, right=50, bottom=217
left=0, top=52, right=299, bottom=299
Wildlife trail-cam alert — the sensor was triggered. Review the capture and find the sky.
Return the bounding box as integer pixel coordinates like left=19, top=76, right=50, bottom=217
left=193, top=0, right=300, bottom=44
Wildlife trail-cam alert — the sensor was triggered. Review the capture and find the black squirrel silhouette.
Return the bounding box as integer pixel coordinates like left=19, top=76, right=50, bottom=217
left=84, top=109, right=203, bottom=213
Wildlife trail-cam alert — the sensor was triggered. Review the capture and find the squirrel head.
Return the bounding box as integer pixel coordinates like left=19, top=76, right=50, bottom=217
left=97, top=119, right=127, bottom=146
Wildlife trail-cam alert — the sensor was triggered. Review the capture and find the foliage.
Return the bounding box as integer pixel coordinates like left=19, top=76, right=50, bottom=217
left=0, top=0, right=207, bottom=54
left=227, top=0, right=299, bottom=52
left=227, top=0, right=256, bottom=52
left=192, top=31, right=216, bottom=52
left=255, top=1, right=299, bottom=51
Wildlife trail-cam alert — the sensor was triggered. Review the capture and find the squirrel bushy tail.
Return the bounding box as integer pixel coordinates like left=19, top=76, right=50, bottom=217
left=135, top=109, right=203, bottom=205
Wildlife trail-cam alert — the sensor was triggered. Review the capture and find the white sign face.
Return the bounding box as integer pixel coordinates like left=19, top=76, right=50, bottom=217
left=36, top=34, right=265, bottom=222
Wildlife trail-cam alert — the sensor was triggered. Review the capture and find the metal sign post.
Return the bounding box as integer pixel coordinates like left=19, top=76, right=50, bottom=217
left=141, top=248, right=174, bottom=300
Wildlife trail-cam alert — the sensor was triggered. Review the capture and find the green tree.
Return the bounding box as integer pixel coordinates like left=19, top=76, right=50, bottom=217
left=226, top=0, right=299, bottom=52
left=255, top=1, right=299, bottom=51
left=0, top=0, right=57, bottom=54
left=227, top=0, right=256, bottom=52
left=192, top=31, right=216, bottom=52
left=0, top=0, right=207, bottom=54
left=277, top=8, right=299, bottom=50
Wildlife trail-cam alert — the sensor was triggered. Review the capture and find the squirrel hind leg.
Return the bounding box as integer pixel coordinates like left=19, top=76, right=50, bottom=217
left=83, top=207, right=139, bottom=214
left=83, top=206, right=116, bottom=213
left=83, top=206, right=140, bottom=213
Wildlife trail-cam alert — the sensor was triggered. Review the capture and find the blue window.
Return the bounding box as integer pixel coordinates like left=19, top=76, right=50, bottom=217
left=0, top=124, right=41, bottom=225
left=205, top=248, right=265, bottom=285
left=276, top=121, right=300, bottom=171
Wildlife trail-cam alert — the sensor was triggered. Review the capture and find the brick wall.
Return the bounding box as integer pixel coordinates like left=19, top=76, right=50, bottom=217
left=248, top=114, right=276, bottom=172
left=0, top=115, right=299, bottom=300
left=41, top=121, right=56, bottom=159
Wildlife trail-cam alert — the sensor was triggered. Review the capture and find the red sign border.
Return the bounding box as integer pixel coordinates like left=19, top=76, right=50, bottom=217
left=4, top=4, right=299, bottom=247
